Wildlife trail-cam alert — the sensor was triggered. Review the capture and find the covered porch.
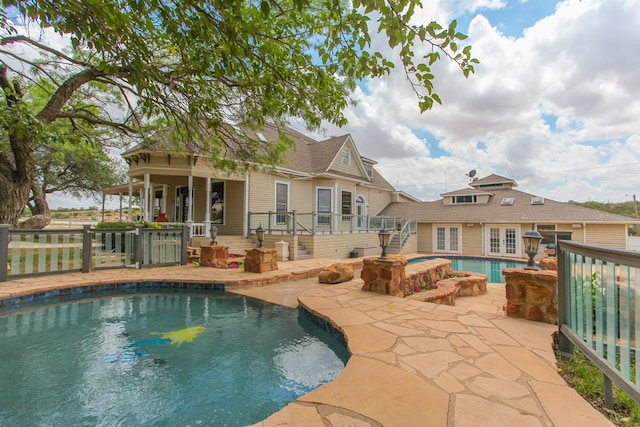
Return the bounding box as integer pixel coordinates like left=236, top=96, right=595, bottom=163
left=102, top=171, right=248, bottom=240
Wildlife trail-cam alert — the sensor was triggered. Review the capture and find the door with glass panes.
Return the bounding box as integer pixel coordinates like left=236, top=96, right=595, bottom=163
left=487, top=226, right=518, bottom=256
left=434, top=226, right=461, bottom=253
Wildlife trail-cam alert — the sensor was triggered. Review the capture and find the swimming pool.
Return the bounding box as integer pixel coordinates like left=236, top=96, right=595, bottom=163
left=0, top=289, right=349, bottom=426
left=408, top=256, right=527, bottom=283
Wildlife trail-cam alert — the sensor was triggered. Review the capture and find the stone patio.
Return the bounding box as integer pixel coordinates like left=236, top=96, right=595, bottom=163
left=0, top=257, right=613, bottom=426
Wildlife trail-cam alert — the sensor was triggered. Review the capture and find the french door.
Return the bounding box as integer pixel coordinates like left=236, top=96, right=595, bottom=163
left=487, top=226, right=518, bottom=256
left=434, top=226, right=461, bottom=253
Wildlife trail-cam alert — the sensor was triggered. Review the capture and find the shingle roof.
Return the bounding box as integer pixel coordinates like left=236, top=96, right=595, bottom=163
left=378, top=187, right=638, bottom=224
left=122, top=122, right=396, bottom=191
left=471, top=174, right=517, bottom=188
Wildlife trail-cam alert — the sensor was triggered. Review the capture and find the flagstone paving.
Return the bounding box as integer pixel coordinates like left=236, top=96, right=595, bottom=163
left=1, top=258, right=613, bottom=426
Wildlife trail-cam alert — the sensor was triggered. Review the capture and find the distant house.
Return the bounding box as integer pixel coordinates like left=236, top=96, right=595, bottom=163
left=103, top=123, right=419, bottom=259
left=379, top=174, right=639, bottom=258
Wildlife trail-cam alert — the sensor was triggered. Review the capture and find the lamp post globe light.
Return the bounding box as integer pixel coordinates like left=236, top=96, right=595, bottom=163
left=256, top=225, right=265, bottom=248
left=522, top=226, right=543, bottom=270
left=210, top=224, right=218, bottom=246
left=378, top=228, right=391, bottom=258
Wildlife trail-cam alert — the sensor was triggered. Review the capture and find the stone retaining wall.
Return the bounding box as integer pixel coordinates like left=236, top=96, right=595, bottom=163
left=362, top=258, right=487, bottom=306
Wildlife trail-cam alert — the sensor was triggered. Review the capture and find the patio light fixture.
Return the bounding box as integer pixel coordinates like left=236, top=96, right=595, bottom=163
left=522, top=226, right=542, bottom=270
left=210, top=224, right=218, bottom=246
left=378, top=228, right=391, bottom=259
left=256, top=225, right=264, bottom=248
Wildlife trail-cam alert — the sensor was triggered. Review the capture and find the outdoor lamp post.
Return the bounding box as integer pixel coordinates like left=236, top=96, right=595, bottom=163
left=256, top=225, right=264, bottom=248
left=522, top=226, right=543, bottom=270
left=378, top=228, right=391, bottom=258
left=210, top=224, right=218, bottom=246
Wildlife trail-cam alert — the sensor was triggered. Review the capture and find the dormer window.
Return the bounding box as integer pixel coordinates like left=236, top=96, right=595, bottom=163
left=501, top=197, right=514, bottom=206
left=364, top=163, right=373, bottom=178
left=452, top=195, right=477, bottom=204
left=341, top=149, right=351, bottom=164
left=531, top=196, right=545, bottom=205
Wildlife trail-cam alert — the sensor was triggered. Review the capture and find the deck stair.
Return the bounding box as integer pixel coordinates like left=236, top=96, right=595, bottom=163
left=296, top=242, right=312, bottom=260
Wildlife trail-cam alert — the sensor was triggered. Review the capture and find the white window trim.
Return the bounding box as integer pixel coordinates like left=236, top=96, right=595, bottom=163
left=274, top=181, right=290, bottom=225
left=432, top=224, right=462, bottom=254
left=315, top=186, right=333, bottom=226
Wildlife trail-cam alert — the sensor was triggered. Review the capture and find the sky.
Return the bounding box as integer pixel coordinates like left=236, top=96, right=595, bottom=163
left=11, top=0, right=640, bottom=208
left=294, top=0, right=640, bottom=204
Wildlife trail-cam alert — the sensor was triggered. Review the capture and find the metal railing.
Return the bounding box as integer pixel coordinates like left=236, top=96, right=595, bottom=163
left=0, top=224, right=188, bottom=282
left=247, top=211, right=400, bottom=235
left=557, top=240, right=640, bottom=408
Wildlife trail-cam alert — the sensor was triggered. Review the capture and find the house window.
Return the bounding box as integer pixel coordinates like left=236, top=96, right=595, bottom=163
left=275, top=182, right=289, bottom=225
left=453, top=195, right=477, bottom=204
left=341, top=190, right=352, bottom=221
left=317, top=188, right=332, bottom=225
left=211, top=181, right=225, bottom=224
left=364, top=163, right=373, bottom=178
left=536, top=224, right=556, bottom=244
left=341, top=149, right=351, bottom=164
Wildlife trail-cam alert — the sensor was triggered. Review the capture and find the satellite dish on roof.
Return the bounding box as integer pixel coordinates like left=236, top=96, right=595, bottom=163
left=466, top=169, right=477, bottom=178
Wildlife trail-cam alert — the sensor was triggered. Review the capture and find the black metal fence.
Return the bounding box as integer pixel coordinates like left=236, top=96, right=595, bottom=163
left=0, top=224, right=188, bottom=282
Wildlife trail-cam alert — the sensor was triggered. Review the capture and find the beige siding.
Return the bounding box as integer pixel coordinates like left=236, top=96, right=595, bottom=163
left=462, top=225, right=483, bottom=255
left=364, top=187, right=395, bottom=215
left=417, top=223, right=433, bottom=252
left=399, top=233, right=418, bottom=255
left=328, top=141, right=366, bottom=178
left=585, top=224, right=628, bottom=249
left=248, top=170, right=273, bottom=212
left=310, top=233, right=381, bottom=259
left=218, top=181, right=244, bottom=235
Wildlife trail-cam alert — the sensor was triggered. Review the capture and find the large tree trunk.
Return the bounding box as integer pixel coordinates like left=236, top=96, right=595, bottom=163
left=17, top=183, right=51, bottom=229
left=0, top=173, right=30, bottom=227
left=0, top=65, right=37, bottom=227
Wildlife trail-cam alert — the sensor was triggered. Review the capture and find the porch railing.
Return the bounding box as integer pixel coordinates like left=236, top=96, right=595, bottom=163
left=0, top=224, right=189, bottom=282
left=247, top=211, right=400, bottom=235
left=557, top=240, right=640, bottom=408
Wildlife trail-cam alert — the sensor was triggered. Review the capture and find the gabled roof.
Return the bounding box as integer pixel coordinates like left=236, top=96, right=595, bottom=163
left=378, top=187, right=639, bottom=224
left=471, top=174, right=517, bottom=188
left=122, top=122, right=397, bottom=192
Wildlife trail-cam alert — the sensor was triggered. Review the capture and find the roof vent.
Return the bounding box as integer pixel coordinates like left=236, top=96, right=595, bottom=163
left=501, top=197, right=514, bottom=206
left=531, top=196, right=545, bottom=205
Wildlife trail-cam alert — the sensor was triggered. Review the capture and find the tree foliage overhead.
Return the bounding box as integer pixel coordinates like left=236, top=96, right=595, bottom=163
left=0, top=0, right=478, bottom=226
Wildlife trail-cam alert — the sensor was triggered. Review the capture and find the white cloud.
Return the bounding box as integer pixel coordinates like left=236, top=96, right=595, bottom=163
left=326, top=0, right=640, bottom=203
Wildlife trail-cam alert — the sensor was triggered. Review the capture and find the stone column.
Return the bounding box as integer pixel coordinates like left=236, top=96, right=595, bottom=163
left=503, top=268, right=558, bottom=324
left=200, top=245, right=229, bottom=268
left=360, top=258, right=407, bottom=298
left=244, top=248, right=278, bottom=273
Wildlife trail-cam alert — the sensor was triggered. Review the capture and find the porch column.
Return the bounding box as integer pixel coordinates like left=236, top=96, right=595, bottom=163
left=162, top=184, right=168, bottom=215
left=128, top=177, right=133, bottom=222
left=118, top=192, right=123, bottom=221
left=143, top=173, right=151, bottom=221
left=138, top=188, right=144, bottom=221
left=244, top=171, right=250, bottom=237
left=205, top=177, right=212, bottom=237
left=187, top=175, right=194, bottom=223
left=149, top=183, right=155, bottom=220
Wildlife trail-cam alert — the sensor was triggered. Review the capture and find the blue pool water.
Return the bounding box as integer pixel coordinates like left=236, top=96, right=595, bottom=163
left=0, top=290, right=349, bottom=426
left=408, top=256, right=527, bottom=283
